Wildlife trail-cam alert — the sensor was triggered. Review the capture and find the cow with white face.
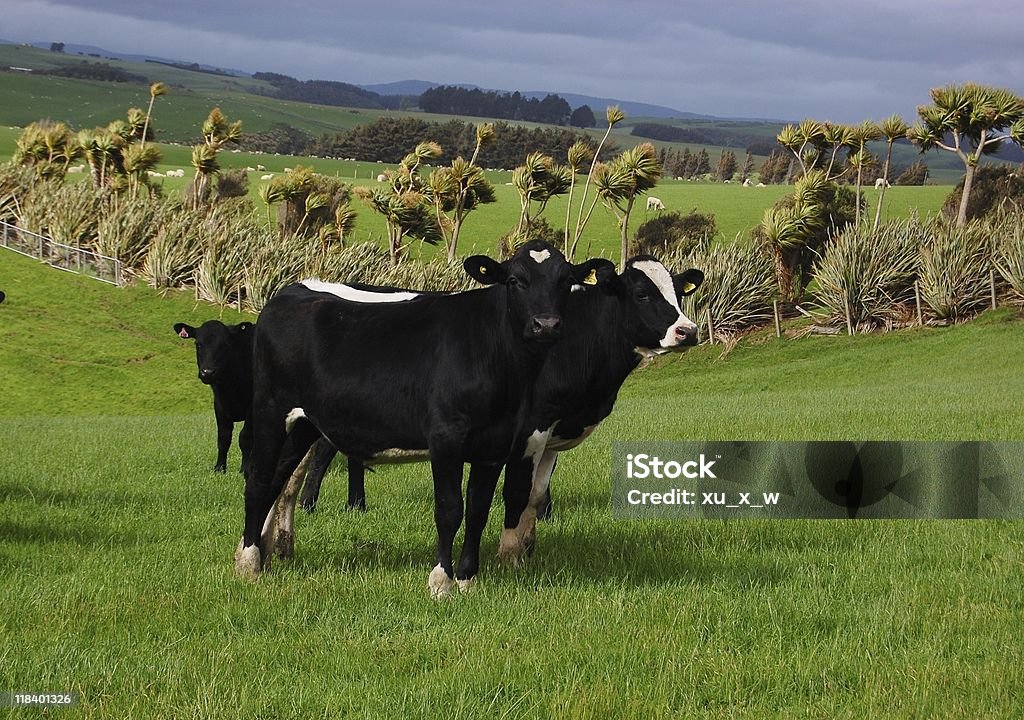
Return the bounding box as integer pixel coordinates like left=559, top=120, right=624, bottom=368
left=496, top=255, right=703, bottom=561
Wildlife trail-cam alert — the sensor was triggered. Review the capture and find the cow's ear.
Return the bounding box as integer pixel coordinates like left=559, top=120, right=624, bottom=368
left=673, top=269, right=704, bottom=298
left=572, top=258, right=621, bottom=295
left=174, top=323, right=196, bottom=340
left=233, top=321, right=254, bottom=334
left=464, top=255, right=509, bottom=285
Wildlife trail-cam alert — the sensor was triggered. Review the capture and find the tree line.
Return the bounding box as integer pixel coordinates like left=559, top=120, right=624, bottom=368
left=419, top=86, right=574, bottom=125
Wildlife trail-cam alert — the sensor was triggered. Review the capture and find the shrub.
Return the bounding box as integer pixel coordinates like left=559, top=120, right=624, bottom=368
left=671, top=237, right=776, bottom=336
left=917, top=219, right=995, bottom=321
left=215, top=169, right=249, bottom=201
left=633, top=209, right=716, bottom=258
left=992, top=211, right=1024, bottom=304
left=813, top=219, right=922, bottom=330
left=941, top=165, right=1024, bottom=222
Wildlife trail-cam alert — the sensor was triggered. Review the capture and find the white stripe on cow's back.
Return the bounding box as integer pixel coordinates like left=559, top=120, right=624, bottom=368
left=300, top=279, right=421, bottom=303
left=631, top=260, right=679, bottom=311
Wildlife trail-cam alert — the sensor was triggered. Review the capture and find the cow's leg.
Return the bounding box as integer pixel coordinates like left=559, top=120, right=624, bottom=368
left=213, top=404, right=233, bottom=473
left=536, top=455, right=557, bottom=521
left=346, top=456, right=367, bottom=511
left=427, top=450, right=464, bottom=599
left=237, top=414, right=316, bottom=577
left=498, top=448, right=558, bottom=564
left=298, top=439, right=337, bottom=513
left=455, top=462, right=501, bottom=591
left=266, top=440, right=319, bottom=560
left=237, top=419, right=252, bottom=473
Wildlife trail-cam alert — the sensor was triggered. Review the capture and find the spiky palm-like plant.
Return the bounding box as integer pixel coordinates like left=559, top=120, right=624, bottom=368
left=511, top=152, right=571, bottom=245
left=848, top=121, right=881, bottom=230
left=873, top=114, right=910, bottom=231
left=563, top=140, right=593, bottom=258
left=594, top=143, right=663, bottom=268
left=571, top=105, right=625, bottom=249
left=190, top=144, right=219, bottom=209
left=141, top=82, right=166, bottom=150
left=908, top=84, right=1024, bottom=226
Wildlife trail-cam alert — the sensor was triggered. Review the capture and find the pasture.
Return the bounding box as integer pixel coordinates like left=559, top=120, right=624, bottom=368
left=2, top=246, right=1022, bottom=718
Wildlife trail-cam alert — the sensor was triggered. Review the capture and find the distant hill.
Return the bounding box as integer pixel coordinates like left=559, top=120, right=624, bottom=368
left=20, top=41, right=250, bottom=77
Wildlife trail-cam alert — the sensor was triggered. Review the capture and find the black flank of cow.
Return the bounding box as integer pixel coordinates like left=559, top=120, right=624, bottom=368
left=239, top=240, right=614, bottom=596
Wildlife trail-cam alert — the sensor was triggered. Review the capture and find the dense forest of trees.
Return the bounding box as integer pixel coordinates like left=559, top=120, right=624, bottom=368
left=631, top=122, right=772, bottom=154
left=419, top=86, right=572, bottom=124
left=306, top=117, right=613, bottom=169
left=253, top=72, right=385, bottom=109
left=44, top=61, right=148, bottom=84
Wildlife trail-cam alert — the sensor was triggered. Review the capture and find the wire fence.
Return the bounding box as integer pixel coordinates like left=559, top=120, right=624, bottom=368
left=0, top=221, right=122, bottom=286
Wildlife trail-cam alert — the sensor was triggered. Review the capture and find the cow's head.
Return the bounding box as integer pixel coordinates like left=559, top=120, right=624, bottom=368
left=464, top=240, right=615, bottom=344
left=587, top=255, right=704, bottom=352
left=173, top=320, right=254, bottom=384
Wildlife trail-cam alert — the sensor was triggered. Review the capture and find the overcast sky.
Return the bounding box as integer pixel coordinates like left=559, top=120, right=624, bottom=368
left=5, top=0, right=1024, bottom=123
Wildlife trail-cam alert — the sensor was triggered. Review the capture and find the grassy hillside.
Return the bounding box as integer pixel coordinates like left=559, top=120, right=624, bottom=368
left=1, top=240, right=1023, bottom=717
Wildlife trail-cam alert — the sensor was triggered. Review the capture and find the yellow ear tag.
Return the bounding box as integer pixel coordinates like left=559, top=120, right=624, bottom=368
left=682, top=282, right=696, bottom=293
left=479, top=265, right=488, bottom=275
left=583, top=269, right=598, bottom=285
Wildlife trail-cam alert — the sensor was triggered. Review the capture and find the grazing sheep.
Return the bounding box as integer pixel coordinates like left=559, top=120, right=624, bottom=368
left=67, top=164, right=86, bottom=174
left=261, top=174, right=274, bottom=180
left=874, top=178, right=890, bottom=189
left=756, top=182, right=766, bottom=187
left=284, top=167, right=293, bottom=173
left=646, top=196, right=666, bottom=211
left=246, top=166, right=256, bottom=172
left=376, top=173, right=388, bottom=182
left=256, top=164, right=266, bottom=171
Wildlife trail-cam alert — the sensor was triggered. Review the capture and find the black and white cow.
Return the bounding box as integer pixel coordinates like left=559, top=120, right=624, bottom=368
left=0, top=291, right=5, bottom=303
left=173, top=320, right=255, bottom=473
left=294, top=256, right=704, bottom=560
left=237, top=241, right=614, bottom=597
left=496, top=256, right=703, bottom=560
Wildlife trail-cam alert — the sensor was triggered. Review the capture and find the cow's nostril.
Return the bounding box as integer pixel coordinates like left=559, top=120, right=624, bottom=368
left=530, top=315, right=562, bottom=336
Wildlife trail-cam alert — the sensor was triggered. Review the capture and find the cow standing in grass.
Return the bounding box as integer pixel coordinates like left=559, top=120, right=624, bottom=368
left=295, top=256, right=704, bottom=563
left=174, top=320, right=254, bottom=473
left=239, top=241, right=613, bottom=596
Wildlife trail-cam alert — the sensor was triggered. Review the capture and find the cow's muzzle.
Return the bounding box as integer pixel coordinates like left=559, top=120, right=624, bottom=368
left=527, top=314, right=562, bottom=341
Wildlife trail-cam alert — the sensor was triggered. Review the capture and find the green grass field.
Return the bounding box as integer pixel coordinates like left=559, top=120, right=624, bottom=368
left=2, top=246, right=1022, bottom=718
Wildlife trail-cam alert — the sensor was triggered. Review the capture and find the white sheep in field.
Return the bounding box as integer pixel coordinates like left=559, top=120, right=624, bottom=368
left=874, top=178, right=891, bottom=189
left=67, top=164, right=86, bottom=174
left=164, top=169, right=185, bottom=177
left=756, top=182, right=766, bottom=187
left=284, top=167, right=293, bottom=173
left=646, top=196, right=666, bottom=211
left=256, top=164, right=266, bottom=171
left=146, top=171, right=165, bottom=177
left=261, top=174, right=274, bottom=180
left=376, top=173, right=388, bottom=182
left=742, top=178, right=753, bottom=187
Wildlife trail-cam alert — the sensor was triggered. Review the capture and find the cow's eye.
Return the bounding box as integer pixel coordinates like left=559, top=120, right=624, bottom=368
left=635, top=290, right=650, bottom=303
left=508, top=276, right=527, bottom=289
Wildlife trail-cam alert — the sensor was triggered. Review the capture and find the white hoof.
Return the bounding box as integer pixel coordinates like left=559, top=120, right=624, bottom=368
left=235, top=544, right=262, bottom=579
left=428, top=564, right=454, bottom=599
left=456, top=576, right=477, bottom=594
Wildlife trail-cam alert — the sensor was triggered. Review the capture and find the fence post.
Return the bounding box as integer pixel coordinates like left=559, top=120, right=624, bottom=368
left=706, top=311, right=715, bottom=345
left=773, top=300, right=782, bottom=338
left=990, top=269, right=997, bottom=310
left=844, top=296, right=854, bottom=336
left=914, top=281, right=923, bottom=326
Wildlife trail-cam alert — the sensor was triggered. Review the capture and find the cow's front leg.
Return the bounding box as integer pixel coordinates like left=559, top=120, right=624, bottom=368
left=455, top=463, right=501, bottom=592
left=428, top=451, right=464, bottom=599
left=214, top=406, right=233, bottom=473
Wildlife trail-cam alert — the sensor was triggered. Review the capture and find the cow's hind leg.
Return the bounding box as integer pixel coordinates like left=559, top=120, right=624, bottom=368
left=428, top=450, right=464, bottom=599
left=266, top=437, right=320, bottom=560
left=498, top=449, right=557, bottom=564
left=346, top=456, right=367, bottom=511
left=237, top=415, right=317, bottom=577
left=455, top=462, right=502, bottom=592
left=298, top=439, right=339, bottom=513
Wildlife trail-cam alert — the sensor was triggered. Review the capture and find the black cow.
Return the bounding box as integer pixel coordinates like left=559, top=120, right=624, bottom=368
left=237, top=241, right=613, bottom=597
left=173, top=320, right=255, bottom=473
left=0, top=291, right=5, bottom=303
left=296, top=256, right=704, bottom=559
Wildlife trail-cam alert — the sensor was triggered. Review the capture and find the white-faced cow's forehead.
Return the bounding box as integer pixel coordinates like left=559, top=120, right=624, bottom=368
left=301, top=279, right=420, bottom=303
left=631, top=260, right=679, bottom=310
left=529, top=248, right=551, bottom=264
